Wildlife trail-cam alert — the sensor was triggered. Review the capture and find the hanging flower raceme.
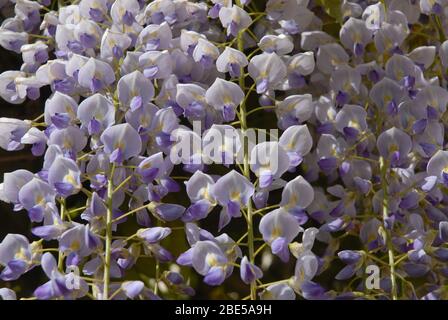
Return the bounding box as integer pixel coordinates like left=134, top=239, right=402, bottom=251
left=0, top=0, right=447, bottom=302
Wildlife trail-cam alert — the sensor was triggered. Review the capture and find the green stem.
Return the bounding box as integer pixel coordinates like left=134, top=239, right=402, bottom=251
left=254, top=243, right=267, bottom=258
left=252, top=204, right=280, bottom=215
left=237, top=22, right=257, bottom=301
left=113, top=174, right=132, bottom=194
left=257, top=279, right=289, bottom=289
left=112, top=202, right=152, bottom=223
left=57, top=198, right=66, bottom=271
left=246, top=105, right=275, bottom=117
left=103, top=163, right=115, bottom=300
left=379, top=157, right=398, bottom=300
left=434, top=15, right=446, bottom=42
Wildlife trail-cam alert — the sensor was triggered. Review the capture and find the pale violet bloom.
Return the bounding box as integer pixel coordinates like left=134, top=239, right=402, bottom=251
left=180, top=30, right=206, bottom=55
left=240, top=256, right=263, bottom=284
left=79, top=0, right=109, bottom=22
left=292, top=253, right=319, bottom=296
left=110, top=0, right=140, bottom=25
left=248, top=52, right=287, bottom=94
left=120, top=281, right=145, bottom=300
left=77, top=58, right=115, bottom=93
left=136, top=152, right=165, bottom=184
left=208, top=0, right=232, bottom=19
left=419, top=0, right=444, bottom=14
left=362, top=2, right=386, bottom=30
left=407, top=46, right=436, bottom=70
left=144, top=0, right=177, bottom=25
left=280, top=176, right=314, bottom=224
left=211, top=170, right=254, bottom=229
left=21, top=41, right=49, bottom=70
left=44, top=92, right=78, bottom=129
left=139, top=50, right=173, bottom=79
left=258, top=34, right=294, bottom=55
left=190, top=240, right=229, bottom=286
left=34, top=252, right=88, bottom=300
left=219, top=5, right=252, bottom=37
left=276, top=94, right=314, bottom=129
left=316, top=43, right=349, bottom=75
left=137, top=22, right=172, bottom=51
left=192, top=38, right=219, bottom=69
left=74, top=20, right=102, bottom=50
left=18, top=178, right=56, bottom=222
left=55, top=24, right=83, bottom=54
left=100, top=29, right=132, bottom=61
left=340, top=18, right=373, bottom=56
left=202, top=124, right=242, bottom=165
left=300, top=31, right=334, bottom=51
left=259, top=208, right=303, bottom=262
left=0, top=288, right=16, bottom=300
left=0, top=234, right=34, bottom=281
left=0, top=118, right=31, bottom=151
left=0, top=29, right=28, bottom=53
left=377, top=127, right=412, bottom=167
left=77, top=93, right=115, bottom=135
left=0, top=71, right=27, bottom=104
left=205, top=78, right=244, bottom=122
left=278, top=5, right=314, bottom=35
left=216, top=47, right=248, bottom=78
left=100, top=123, right=142, bottom=163
left=286, top=52, right=315, bottom=89
left=330, top=66, right=362, bottom=106
left=117, top=70, right=154, bottom=112
left=183, top=171, right=216, bottom=222
left=369, top=77, right=404, bottom=115
left=291, top=234, right=320, bottom=298
left=334, top=104, right=367, bottom=139
left=260, top=283, right=295, bottom=300
left=250, top=142, right=290, bottom=188
left=48, top=156, right=82, bottom=197
left=427, top=150, right=448, bottom=187
left=48, top=126, right=88, bottom=158
left=170, top=126, right=203, bottom=171
left=0, top=169, right=34, bottom=207
left=137, top=227, right=172, bottom=244
left=373, top=11, right=409, bottom=54
left=176, top=83, right=208, bottom=120
left=440, top=40, right=448, bottom=70
left=278, top=124, right=313, bottom=168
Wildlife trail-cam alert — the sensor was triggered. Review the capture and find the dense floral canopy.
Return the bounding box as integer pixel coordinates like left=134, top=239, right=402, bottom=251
left=0, top=0, right=448, bottom=300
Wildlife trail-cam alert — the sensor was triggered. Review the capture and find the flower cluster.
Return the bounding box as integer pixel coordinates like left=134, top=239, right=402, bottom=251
left=0, top=0, right=448, bottom=300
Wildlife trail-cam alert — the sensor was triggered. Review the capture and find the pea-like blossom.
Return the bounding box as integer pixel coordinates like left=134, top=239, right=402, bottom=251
left=216, top=47, right=248, bottom=77
left=219, top=5, right=252, bottom=37
left=0, top=0, right=447, bottom=301
left=190, top=240, right=230, bottom=286
left=205, top=78, right=244, bottom=122
left=248, top=52, right=287, bottom=93
left=100, top=123, right=142, bottom=163
left=118, top=70, right=154, bottom=112
left=77, top=58, right=115, bottom=93
left=18, top=178, right=56, bottom=222
left=280, top=176, right=314, bottom=224
left=0, top=234, right=35, bottom=281
left=211, top=170, right=254, bottom=229
left=48, top=156, right=82, bottom=197
left=259, top=208, right=303, bottom=262
left=250, top=141, right=290, bottom=188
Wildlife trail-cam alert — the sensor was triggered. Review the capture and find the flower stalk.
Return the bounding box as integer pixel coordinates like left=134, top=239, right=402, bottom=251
left=102, top=163, right=115, bottom=300
left=379, top=156, right=398, bottom=300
